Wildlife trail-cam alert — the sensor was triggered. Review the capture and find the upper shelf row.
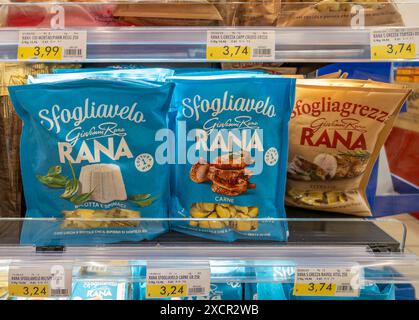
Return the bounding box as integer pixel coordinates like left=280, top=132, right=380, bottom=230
left=0, top=1, right=419, bottom=62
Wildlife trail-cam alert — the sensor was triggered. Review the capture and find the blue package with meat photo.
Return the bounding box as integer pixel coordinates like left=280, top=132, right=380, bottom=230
left=169, top=74, right=296, bottom=241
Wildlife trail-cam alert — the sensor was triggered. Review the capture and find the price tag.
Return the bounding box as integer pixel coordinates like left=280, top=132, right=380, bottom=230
left=146, top=267, right=210, bottom=299
left=371, top=28, right=419, bottom=60
left=8, top=264, right=72, bottom=298
left=293, top=266, right=361, bottom=297
left=207, top=30, right=275, bottom=61
left=147, top=284, right=187, bottom=298
left=9, top=284, right=49, bottom=298
left=18, top=31, right=87, bottom=61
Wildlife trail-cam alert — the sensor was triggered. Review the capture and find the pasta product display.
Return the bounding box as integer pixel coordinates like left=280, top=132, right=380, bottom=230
left=0, top=3, right=7, bottom=27
left=237, top=0, right=281, bottom=26
left=278, top=0, right=404, bottom=27
left=189, top=203, right=259, bottom=231
left=8, top=77, right=174, bottom=245
left=6, top=0, right=128, bottom=27
left=286, top=79, right=411, bottom=216
left=222, top=62, right=299, bottom=76
left=170, top=73, right=296, bottom=241
left=113, top=2, right=225, bottom=26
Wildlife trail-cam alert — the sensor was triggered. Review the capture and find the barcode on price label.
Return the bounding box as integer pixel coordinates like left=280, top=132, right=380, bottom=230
left=252, top=48, right=272, bottom=58
left=50, top=288, right=69, bottom=296
left=146, top=267, right=210, bottom=299
left=336, top=285, right=352, bottom=292
left=188, top=286, right=206, bottom=295
left=64, top=49, right=83, bottom=57
left=293, top=266, right=361, bottom=297
left=18, top=31, right=87, bottom=61
left=207, top=30, right=275, bottom=61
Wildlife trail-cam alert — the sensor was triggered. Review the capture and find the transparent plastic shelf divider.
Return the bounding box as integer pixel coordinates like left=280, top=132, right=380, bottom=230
left=1, top=245, right=419, bottom=285
left=0, top=27, right=376, bottom=62
left=0, top=217, right=407, bottom=251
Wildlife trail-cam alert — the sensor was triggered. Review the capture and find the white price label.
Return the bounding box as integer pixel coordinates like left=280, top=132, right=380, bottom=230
left=207, top=30, right=275, bottom=61
left=18, top=31, right=87, bottom=61
left=370, top=28, right=419, bottom=60
left=146, top=267, right=210, bottom=298
left=8, top=264, right=73, bottom=298
left=293, top=266, right=361, bottom=297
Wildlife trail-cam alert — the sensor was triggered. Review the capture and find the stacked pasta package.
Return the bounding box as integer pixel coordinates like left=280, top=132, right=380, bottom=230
left=278, top=0, right=404, bottom=27
left=0, top=63, right=78, bottom=224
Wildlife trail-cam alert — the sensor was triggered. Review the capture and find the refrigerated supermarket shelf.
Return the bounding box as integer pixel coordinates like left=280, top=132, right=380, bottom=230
left=0, top=211, right=407, bottom=249
left=0, top=245, right=419, bottom=288
left=1, top=217, right=416, bottom=299
left=0, top=26, right=417, bottom=63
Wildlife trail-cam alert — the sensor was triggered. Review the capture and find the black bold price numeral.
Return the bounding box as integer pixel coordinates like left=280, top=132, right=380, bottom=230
left=160, top=285, right=167, bottom=296
left=159, top=284, right=184, bottom=296
left=221, top=46, right=248, bottom=57
left=33, top=46, right=60, bottom=58
left=33, top=46, right=41, bottom=56
left=386, top=43, right=413, bottom=56
left=22, top=285, right=47, bottom=296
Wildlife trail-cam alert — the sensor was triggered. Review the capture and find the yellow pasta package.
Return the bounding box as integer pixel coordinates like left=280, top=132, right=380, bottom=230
left=286, top=79, right=411, bottom=216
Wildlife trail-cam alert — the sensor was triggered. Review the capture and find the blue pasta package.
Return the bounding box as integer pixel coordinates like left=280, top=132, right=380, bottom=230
left=317, top=63, right=393, bottom=82
left=8, top=78, right=174, bottom=245
left=29, top=68, right=175, bottom=83
left=169, top=74, right=296, bottom=241
left=72, top=281, right=131, bottom=300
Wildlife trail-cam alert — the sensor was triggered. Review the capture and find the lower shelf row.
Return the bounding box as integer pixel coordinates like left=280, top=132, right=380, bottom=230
left=0, top=260, right=417, bottom=300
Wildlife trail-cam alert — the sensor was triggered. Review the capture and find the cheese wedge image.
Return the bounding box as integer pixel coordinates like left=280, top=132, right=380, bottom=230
left=79, top=164, right=128, bottom=203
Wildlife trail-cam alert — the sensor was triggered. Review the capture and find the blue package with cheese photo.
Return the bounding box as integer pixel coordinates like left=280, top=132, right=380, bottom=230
left=9, top=78, right=174, bottom=245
